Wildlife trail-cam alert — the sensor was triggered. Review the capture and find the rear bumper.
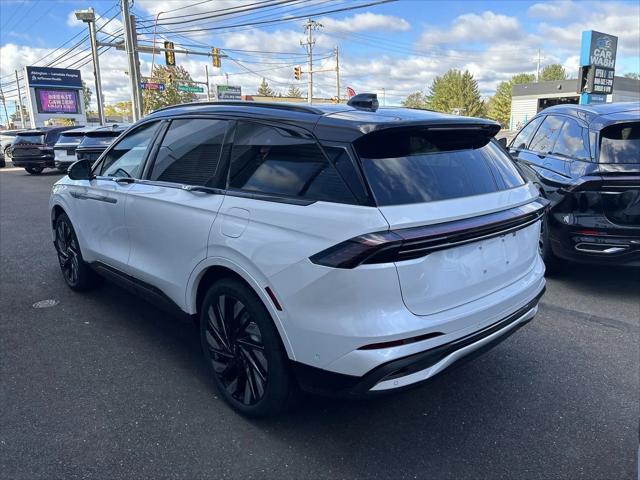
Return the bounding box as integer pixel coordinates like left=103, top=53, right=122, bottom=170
left=12, top=155, right=54, bottom=168
left=293, top=286, right=545, bottom=397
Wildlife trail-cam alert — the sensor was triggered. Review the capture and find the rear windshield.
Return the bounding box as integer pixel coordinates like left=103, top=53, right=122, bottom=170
left=79, top=132, right=120, bottom=148
left=14, top=133, right=44, bottom=145
left=599, top=122, right=640, bottom=164
left=355, top=128, right=525, bottom=206
left=57, top=133, right=85, bottom=145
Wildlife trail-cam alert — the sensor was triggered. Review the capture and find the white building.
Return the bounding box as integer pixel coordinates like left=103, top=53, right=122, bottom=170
left=510, top=76, right=640, bottom=130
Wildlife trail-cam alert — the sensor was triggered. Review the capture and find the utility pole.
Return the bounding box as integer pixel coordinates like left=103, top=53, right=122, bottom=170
left=121, top=0, right=142, bottom=121
left=76, top=8, right=105, bottom=125
left=14, top=71, right=25, bottom=128
left=301, top=19, right=322, bottom=104
left=536, top=48, right=542, bottom=82
left=0, top=84, right=10, bottom=127
left=335, top=46, right=340, bottom=102
left=205, top=65, right=211, bottom=101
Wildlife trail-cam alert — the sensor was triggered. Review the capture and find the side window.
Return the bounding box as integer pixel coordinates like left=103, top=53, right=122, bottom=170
left=228, top=122, right=356, bottom=204
left=511, top=116, right=543, bottom=150
left=100, top=122, right=160, bottom=178
left=149, top=118, right=229, bottom=186
left=529, top=115, right=565, bottom=154
left=553, top=118, right=590, bottom=160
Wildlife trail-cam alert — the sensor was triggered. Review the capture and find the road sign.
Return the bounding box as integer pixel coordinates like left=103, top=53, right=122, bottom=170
left=216, top=85, right=241, bottom=100
left=177, top=85, right=204, bottom=93
left=140, top=82, right=165, bottom=91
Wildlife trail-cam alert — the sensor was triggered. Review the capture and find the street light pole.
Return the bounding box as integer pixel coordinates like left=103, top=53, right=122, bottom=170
left=149, top=11, right=165, bottom=78
left=121, top=0, right=142, bottom=121
left=76, top=8, right=105, bottom=125
left=14, top=71, right=25, bottom=128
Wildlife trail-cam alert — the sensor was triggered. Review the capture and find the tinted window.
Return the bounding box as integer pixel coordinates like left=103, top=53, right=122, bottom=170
left=150, top=118, right=228, bottom=186
left=511, top=116, right=543, bottom=150
left=553, top=118, right=590, bottom=160
left=529, top=116, right=564, bottom=154
left=599, top=122, right=640, bottom=164
left=45, top=130, right=66, bottom=144
left=355, top=128, right=524, bottom=206
left=14, top=134, right=44, bottom=145
left=56, top=133, right=84, bottom=145
left=79, top=132, right=120, bottom=148
left=100, top=122, right=159, bottom=178
left=228, top=122, right=356, bottom=203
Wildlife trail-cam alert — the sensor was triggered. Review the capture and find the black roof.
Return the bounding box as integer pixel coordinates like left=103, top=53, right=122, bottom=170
left=146, top=101, right=500, bottom=142
left=17, top=125, right=80, bottom=135
left=537, top=102, right=639, bottom=130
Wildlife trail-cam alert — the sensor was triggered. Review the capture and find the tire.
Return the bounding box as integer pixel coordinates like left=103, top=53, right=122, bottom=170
left=25, top=166, right=44, bottom=175
left=539, top=213, right=562, bottom=274
left=0, top=157, right=5, bottom=169
left=53, top=213, right=102, bottom=291
left=199, top=277, right=294, bottom=417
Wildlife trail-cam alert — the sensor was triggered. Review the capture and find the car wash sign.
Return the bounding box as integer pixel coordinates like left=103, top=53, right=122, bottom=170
left=578, top=30, right=618, bottom=105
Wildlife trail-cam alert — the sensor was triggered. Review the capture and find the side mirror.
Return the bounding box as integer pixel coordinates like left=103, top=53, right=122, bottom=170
left=67, top=159, right=93, bottom=180
left=497, top=137, right=508, bottom=147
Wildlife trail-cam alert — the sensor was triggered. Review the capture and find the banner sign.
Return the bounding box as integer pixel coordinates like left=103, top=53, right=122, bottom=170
left=140, top=82, right=165, bottom=91
left=578, top=30, right=617, bottom=105
left=35, top=89, right=79, bottom=114
left=177, top=85, right=204, bottom=93
left=26, top=66, right=82, bottom=89
left=216, top=85, right=241, bottom=100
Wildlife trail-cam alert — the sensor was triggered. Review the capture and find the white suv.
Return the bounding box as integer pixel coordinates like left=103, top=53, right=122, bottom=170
left=50, top=97, right=546, bottom=416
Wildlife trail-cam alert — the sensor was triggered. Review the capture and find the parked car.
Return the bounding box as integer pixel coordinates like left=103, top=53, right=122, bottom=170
left=506, top=102, right=639, bottom=268
left=75, top=124, right=128, bottom=163
left=11, top=126, right=80, bottom=174
left=0, top=129, right=24, bottom=167
left=53, top=126, right=95, bottom=172
left=49, top=97, right=546, bottom=416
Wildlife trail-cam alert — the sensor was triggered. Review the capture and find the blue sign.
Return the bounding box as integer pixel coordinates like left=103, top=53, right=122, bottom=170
left=25, top=66, right=82, bottom=89
left=578, top=31, right=618, bottom=105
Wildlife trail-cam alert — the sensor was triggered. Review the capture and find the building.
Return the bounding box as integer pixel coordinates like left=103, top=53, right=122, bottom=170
left=510, top=76, right=640, bottom=130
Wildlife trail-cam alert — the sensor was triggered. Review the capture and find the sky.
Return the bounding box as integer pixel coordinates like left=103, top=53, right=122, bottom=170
left=0, top=0, right=639, bottom=118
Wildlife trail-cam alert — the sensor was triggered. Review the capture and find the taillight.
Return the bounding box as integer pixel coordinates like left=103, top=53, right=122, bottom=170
left=310, top=199, right=548, bottom=269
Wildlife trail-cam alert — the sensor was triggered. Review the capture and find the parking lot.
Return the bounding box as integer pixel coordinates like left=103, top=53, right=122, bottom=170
left=0, top=168, right=638, bottom=479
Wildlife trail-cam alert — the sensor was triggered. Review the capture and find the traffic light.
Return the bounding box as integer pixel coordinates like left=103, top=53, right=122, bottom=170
left=167, top=73, right=174, bottom=84
left=212, top=47, right=221, bottom=68
left=294, top=66, right=301, bottom=80
left=164, top=41, right=175, bottom=66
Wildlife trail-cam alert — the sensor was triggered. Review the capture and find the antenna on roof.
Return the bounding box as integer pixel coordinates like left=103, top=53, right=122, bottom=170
left=347, top=93, right=379, bottom=112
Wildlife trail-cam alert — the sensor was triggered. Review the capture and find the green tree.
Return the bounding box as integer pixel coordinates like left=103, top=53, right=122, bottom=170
left=286, top=85, right=302, bottom=98
left=104, top=101, right=133, bottom=121
left=142, top=65, right=197, bottom=114
left=81, top=81, right=92, bottom=112
left=426, top=69, right=485, bottom=117
left=257, top=78, right=275, bottom=96
left=623, top=72, right=640, bottom=80
left=486, top=73, right=536, bottom=127
left=402, top=91, right=429, bottom=109
left=539, top=64, right=567, bottom=81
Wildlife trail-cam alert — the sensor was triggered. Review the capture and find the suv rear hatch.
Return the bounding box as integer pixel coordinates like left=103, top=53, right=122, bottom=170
left=11, top=132, right=45, bottom=157
left=354, top=125, right=543, bottom=316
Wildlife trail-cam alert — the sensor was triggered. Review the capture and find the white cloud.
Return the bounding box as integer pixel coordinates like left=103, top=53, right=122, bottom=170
left=320, top=12, right=410, bottom=34
left=527, top=1, right=576, bottom=19
left=419, top=11, right=524, bottom=46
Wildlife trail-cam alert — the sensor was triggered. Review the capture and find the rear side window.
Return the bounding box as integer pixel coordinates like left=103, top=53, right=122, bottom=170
left=355, top=128, right=525, bottom=206
left=529, top=115, right=564, bottom=154
left=99, top=122, right=159, bottom=178
left=553, top=118, right=590, bottom=160
left=511, top=116, right=543, bottom=150
left=150, top=118, right=229, bottom=186
left=228, top=122, right=356, bottom=204
left=599, top=122, right=640, bottom=164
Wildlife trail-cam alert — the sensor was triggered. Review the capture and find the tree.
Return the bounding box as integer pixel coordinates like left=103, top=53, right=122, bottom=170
left=257, top=78, right=275, bottom=97
left=402, top=91, right=429, bottom=109
left=623, top=72, right=640, bottom=80
left=286, top=85, right=302, bottom=98
left=81, top=81, right=92, bottom=112
left=142, top=65, right=197, bottom=114
left=486, top=73, right=536, bottom=127
left=539, top=64, right=567, bottom=81
left=104, top=101, right=133, bottom=121
left=426, top=69, right=485, bottom=117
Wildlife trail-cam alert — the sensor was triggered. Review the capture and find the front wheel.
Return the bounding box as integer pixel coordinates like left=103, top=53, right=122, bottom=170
left=25, top=166, right=44, bottom=175
left=54, top=213, right=102, bottom=291
left=199, top=278, right=295, bottom=417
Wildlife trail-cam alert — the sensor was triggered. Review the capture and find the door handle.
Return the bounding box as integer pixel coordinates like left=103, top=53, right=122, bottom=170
left=114, top=177, right=135, bottom=184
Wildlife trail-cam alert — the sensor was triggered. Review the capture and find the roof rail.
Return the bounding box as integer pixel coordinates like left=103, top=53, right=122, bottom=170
left=151, top=101, right=324, bottom=115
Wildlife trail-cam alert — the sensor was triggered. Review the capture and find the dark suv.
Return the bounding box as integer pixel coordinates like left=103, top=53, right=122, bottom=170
left=11, top=126, right=80, bottom=174
left=507, top=102, right=639, bottom=267
left=75, top=124, right=128, bottom=163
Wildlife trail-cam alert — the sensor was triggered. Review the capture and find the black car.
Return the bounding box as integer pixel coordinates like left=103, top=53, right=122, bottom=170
left=11, top=126, right=81, bottom=175
left=507, top=102, right=639, bottom=268
left=53, top=126, right=95, bottom=172
left=75, top=124, right=128, bottom=163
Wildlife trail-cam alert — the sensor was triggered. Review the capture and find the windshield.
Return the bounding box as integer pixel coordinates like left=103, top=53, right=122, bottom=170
left=599, top=122, right=640, bottom=164
left=13, top=134, right=44, bottom=145
left=79, top=133, right=120, bottom=148
left=355, top=128, right=525, bottom=206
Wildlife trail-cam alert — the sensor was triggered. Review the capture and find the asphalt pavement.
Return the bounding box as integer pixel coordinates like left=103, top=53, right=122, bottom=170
left=1, top=169, right=638, bottom=480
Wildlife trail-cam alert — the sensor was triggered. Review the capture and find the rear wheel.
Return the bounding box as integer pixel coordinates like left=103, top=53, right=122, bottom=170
left=25, top=166, right=44, bottom=175
left=54, top=213, right=101, bottom=291
left=199, top=278, right=294, bottom=417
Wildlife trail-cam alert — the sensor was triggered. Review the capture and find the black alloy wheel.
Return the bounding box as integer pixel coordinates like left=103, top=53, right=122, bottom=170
left=53, top=213, right=101, bottom=291
left=200, top=278, right=294, bottom=417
